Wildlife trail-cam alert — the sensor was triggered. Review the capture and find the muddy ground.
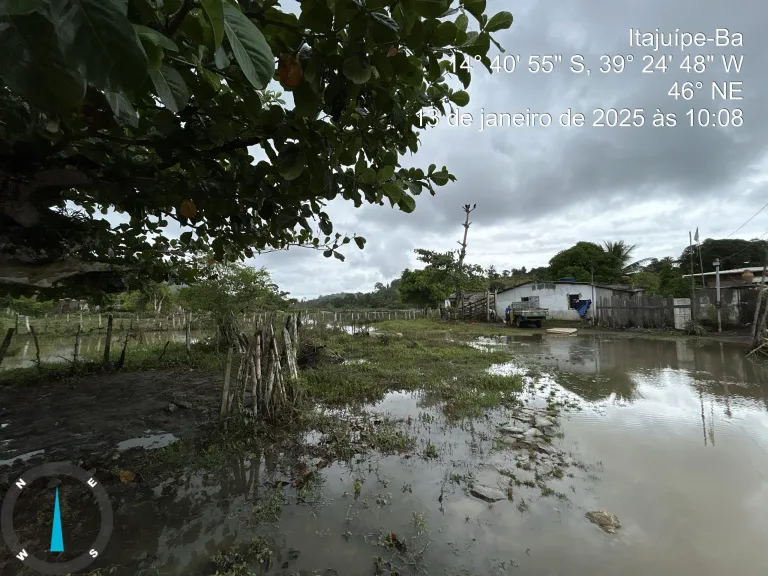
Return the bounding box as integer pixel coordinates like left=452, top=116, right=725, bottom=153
left=1, top=324, right=766, bottom=576
left=0, top=370, right=221, bottom=475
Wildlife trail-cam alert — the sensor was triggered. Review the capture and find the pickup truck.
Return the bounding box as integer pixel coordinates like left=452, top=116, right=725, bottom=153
left=505, top=300, right=548, bottom=328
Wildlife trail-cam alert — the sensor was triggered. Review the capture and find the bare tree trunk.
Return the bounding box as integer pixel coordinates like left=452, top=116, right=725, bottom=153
left=103, top=314, right=113, bottom=366
left=455, top=203, right=476, bottom=320
left=0, top=328, right=14, bottom=367
left=220, top=346, right=234, bottom=420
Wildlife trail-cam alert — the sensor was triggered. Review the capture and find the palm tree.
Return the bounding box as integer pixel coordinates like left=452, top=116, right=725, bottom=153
left=603, top=240, right=653, bottom=275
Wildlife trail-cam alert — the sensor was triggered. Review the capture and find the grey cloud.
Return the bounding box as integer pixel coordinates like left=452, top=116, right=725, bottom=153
left=116, top=0, right=768, bottom=298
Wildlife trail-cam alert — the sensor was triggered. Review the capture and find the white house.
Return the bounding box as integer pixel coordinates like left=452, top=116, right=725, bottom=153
left=494, top=281, right=641, bottom=321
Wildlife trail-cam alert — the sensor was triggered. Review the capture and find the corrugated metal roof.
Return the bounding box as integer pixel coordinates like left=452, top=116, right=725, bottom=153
left=497, top=281, right=639, bottom=295
left=683, top=266, right=765, bottom=278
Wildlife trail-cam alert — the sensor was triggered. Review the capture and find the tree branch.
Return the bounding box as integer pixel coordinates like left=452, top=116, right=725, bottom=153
left=166, top=0, right=195, bottom=37
left=158, top=133, right=267, bottom=169
left=0, top=257, right=116, bottom=288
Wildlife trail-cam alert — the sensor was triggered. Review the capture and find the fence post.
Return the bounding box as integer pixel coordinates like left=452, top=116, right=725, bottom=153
left=185, top=311, right=191, bottom=356
left=103, top=314, right=113, bottom=365
left=0, top=328, right=15, bottom=367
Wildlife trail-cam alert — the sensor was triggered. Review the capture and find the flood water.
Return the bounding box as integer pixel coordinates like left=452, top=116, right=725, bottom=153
left=5, top=334, right=768, bottom=575
left=0, top=330, right=211, bottom=371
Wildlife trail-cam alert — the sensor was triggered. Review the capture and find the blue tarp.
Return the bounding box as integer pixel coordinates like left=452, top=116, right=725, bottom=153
left=575, top=299, right=592, bottom=319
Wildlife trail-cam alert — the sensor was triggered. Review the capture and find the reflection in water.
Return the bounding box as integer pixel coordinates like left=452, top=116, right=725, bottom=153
left=0, top=331, right=212, bottom=371
left=4, top=334, right=768, bottom=576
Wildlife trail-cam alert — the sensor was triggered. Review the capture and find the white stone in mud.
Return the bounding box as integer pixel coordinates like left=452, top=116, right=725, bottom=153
left=533, top=416, right=555, bottom=428
left=524, top=427, right=542, bottom=437
left=498, top=425, right=526, bottom=435
left=470, top=484, right=506, bottom=502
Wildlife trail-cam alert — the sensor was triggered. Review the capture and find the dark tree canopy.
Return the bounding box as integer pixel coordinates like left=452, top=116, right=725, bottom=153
left=0, top=0, right=512, bottom=297
left=679, top=238, right=768, bottom=274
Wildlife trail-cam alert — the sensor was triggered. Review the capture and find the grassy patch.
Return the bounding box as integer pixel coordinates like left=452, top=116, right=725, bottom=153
left=0, top=340, right=228, bottom=386
left=300, top=319, right=523, bottom=417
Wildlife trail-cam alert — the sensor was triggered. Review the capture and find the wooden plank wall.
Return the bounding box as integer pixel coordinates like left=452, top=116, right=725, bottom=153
left=458, top=293, right=496, bottom=321
left=595, top=294, right=674, bottom=328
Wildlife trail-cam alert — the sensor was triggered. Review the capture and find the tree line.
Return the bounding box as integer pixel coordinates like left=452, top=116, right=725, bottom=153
left=298, top=236, right=768, bottom=310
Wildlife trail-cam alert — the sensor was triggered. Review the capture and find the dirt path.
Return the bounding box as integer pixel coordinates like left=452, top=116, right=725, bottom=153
left=0, top=370, right=220, bottom=477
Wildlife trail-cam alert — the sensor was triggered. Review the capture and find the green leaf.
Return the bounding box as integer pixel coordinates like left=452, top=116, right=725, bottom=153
left=343, top=56, right=371, bottom=84
left=449, top=90, right=469, bottom=106
left=0, top=8, right=86, bottom=111
left=149, top=63, right=190, bottom=113
left=430, top=171, right=451, bottom=186
left=105, top=90, right=139, bottom=127
left=461, top=0, right=486, bottom=22
left=292, top=81, right=319, bottom=118
left=214, top=45, right=230, bottom=69
left=134, top=24, right=179, bottom=51
left=455, top=13, right=469, bottom=32
left=139, top=36, right=164, bottom=71
left=201, top=0, right=225, bottom=48
left=432, top=21, right=457, bottom=46
left=462, top=31, right=490, bottom=57
left=398, top=193, right=417, bottom=213
left=407, top=181, right=423, bottom=195
left=413, top=0, right=450, bottom=18
left=51, top=0, right=148, bottom=91
left=382, top=183, right=403, bottom=205
left=371, top=11, right=399, bottom=31
left=354, top=236, right=366, bottom=249
left=279, top=147, right=306, bottom=181
left=485, top=11, right=513, bottom=32
left=377, top=165, right=395, bottom=181
left=222, top=1, right=275, bottom=89
left=333, top=251, right=345, bottom=261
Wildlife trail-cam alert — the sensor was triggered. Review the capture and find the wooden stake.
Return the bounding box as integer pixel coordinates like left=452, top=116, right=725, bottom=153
left=185, top=311, right=191, bottom=356
left=103, top=314, right=113, bottom=366
left=0, top=328, right=15, bottom=367
left=117, top=326, right=132, bottom=370
left=73, top=324, right=83, bottom=367
left=29, top=326, right=42, bottom=372
left=220, top=346, right=234, bottom=419
left=252, top=333, right=262, bottom=418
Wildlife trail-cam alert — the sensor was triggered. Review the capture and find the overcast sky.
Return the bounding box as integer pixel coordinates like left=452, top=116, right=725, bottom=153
left=249, top=0, right=766, bottom=300
left=107, top=0, right=764, bottom=300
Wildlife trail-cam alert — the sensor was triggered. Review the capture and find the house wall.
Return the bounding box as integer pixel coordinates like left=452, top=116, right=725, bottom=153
left=495, top=282, right=599, bottom=321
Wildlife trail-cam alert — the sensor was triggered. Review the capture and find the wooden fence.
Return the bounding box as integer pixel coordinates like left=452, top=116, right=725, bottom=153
left=456, top=292, right=496, bottom=321
left=594, top=294, right=674, bottom=328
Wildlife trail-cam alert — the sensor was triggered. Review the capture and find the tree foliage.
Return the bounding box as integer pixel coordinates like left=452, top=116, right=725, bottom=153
left=397, top=247, right=483, bottom=308
left=679, top=238, right=768, bottom=274
left=176, top=260, right=290, bottom=318
left=548, top=242, right=615, bottom=282
left=0, top=0, right=510, bottom=297
left=298, top=279, right=403, bottom=309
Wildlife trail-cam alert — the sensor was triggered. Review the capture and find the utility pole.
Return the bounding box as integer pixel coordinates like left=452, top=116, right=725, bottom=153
left=713, top=258, right=722, bottom=332
left=455, top=203, right=476, bottom=319
left=689, top=231, right=696, bottom=322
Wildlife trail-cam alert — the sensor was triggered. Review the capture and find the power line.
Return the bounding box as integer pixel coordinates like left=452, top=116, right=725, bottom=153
left=721, top=230, right=768, bottom=263
left=726, top=200, right=768, bottom=238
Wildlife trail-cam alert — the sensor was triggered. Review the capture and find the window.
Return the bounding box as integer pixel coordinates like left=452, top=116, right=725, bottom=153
left=568, top=294, right=581, bottom=309
left=521, top=296, right=530, bottom=302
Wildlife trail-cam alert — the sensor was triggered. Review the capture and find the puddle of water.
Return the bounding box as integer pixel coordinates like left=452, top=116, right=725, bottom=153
left=5, top=335, right=768, bottom=576
left=116, top=433, right=179, bottom=451
left=0, top=449, right=44, bottom=468
left=0, top=330, right=212, bottom=371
